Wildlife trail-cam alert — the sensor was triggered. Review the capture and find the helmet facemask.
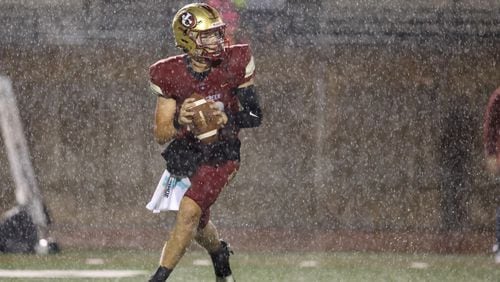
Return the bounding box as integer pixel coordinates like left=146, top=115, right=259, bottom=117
left=189, top=26, right=227, bottom=62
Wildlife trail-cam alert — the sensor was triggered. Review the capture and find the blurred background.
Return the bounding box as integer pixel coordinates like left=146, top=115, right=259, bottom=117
left=0, top=0, right=500, bottom=254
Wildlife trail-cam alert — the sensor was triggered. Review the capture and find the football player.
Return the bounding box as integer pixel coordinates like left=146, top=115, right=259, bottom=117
left=483, top=86, right=500, bottom=264
left=148, top=3, right=262, bottom=281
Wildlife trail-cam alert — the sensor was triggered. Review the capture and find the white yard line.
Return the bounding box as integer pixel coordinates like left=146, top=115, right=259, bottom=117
left=0, top=270, right=147, bottom=278
left=410, top=262, right=429, bottom=269
left=192, top=259, right=211, bottom=266
left=299, top=260, right=319, bottom=268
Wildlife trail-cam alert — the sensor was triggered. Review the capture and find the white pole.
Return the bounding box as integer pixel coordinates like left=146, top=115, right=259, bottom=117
left=0, top=76, right=47, bottom=233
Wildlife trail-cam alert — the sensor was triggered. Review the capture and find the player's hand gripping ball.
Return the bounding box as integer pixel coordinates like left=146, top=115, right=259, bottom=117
left=188, top=93, right=221, bottom=144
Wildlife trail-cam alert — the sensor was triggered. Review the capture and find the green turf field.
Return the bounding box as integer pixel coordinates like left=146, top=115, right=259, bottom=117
left=0, top=249, right=500, bottom=281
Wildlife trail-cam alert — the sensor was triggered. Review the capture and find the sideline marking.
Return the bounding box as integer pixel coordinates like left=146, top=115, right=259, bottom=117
left=0, top=270, right=147, bottom=278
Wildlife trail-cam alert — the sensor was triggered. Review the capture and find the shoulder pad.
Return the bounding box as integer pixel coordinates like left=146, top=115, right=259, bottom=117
left=149, top=54, right=186, bottom=98
left=225, top=44, right=254, bottom=83
left=149, top=81, right=163, bottom=97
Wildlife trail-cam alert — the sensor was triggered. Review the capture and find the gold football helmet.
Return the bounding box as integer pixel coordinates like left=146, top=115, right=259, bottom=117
left=172, top=3, right=227, bottom=61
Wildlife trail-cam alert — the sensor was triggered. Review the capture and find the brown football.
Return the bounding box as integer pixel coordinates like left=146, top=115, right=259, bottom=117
left=189, top=93, right=219, bottom=144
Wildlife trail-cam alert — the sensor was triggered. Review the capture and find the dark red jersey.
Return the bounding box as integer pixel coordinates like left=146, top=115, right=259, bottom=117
left=149, top=44, right=254, bottom=117
left=483, top=87, right=500, bottom=158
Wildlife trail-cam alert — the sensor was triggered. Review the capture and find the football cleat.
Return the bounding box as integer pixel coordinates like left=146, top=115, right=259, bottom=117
left=148, top=266, right=171, bottom=282
left=210, top=240, right=235, bottom=281
left=493, top=243, right=500, bottom=264
left=216, top=274, right=235, bottom=282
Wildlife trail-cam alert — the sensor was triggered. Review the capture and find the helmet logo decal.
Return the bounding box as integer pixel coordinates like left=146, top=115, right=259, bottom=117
left=180, top=12, right=196, bottom=28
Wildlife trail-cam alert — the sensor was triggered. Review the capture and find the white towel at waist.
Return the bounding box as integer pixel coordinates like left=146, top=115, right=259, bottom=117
left=146, top=169, right=191, bottom=213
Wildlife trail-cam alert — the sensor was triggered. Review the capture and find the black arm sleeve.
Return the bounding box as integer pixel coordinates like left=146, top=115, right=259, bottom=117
left=234, top=86, right=263, bottom=128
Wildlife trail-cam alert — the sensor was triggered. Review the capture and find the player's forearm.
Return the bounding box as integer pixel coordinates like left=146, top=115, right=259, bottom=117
left=235, top=110, right=262, bottom=128
left=154, top=124, right=177, bottom=145
left=234, top=86, right=262, bottom=128
left=153, top=97, right=178, bottom=144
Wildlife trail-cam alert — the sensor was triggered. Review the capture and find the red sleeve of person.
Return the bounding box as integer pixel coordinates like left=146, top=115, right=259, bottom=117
left=484, top=87, right=500, bottom=158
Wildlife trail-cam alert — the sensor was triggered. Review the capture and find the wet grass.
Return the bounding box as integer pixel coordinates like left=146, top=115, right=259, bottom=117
left=0, top=249, right=499, bottom=281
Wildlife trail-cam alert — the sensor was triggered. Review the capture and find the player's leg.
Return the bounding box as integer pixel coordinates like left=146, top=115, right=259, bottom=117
left=151, top=161, right=239, bottom=281
left=195, top=220, right=235, bottom=281
left=187, top=161, right=238, bottom=281
left=149, top=197, right=202, bottom=281
left=160, top=197, right=202, bottom=267
left=195, top=220, right=220, bottom=253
